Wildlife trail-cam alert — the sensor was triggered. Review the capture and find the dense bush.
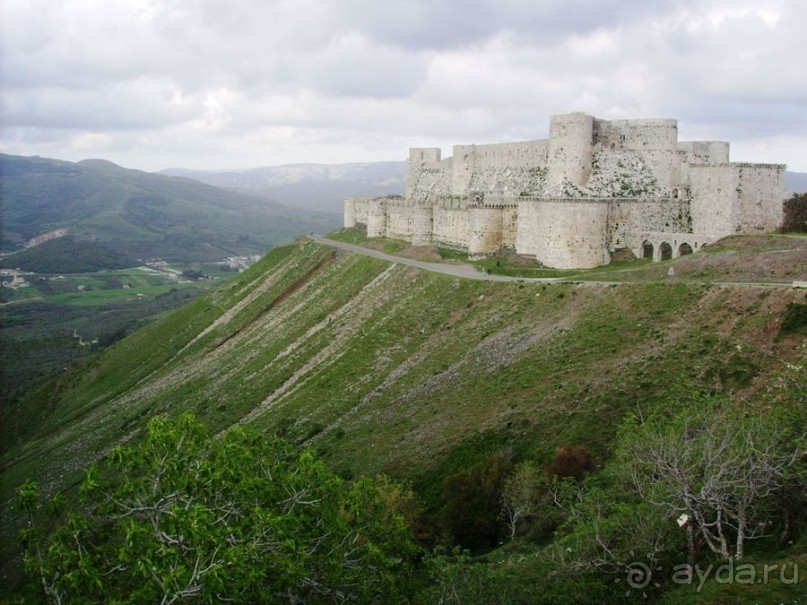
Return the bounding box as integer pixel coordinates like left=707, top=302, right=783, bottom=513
left=780, top=301, right=807, bottom=336
left=545, top=444, right=594, bottom=481
left=441, top=452, right=513, bottom=551
left=781, top=192, right=807, bottom=232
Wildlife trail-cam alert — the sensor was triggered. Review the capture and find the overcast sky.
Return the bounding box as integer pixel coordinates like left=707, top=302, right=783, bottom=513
left=2, top=0, right=805, bottom=171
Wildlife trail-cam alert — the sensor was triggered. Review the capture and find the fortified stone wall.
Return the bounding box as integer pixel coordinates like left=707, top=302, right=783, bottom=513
left=468, top=207, right=505, bottom=256
left=735, top=164, right=786, bottom=232
left=412, top=206, right=434, bottom=246
left=432, top=207, right=469, bottom=249
left=344, top=197, right=373, bottom=228
left=678, top=141, right=730, bottom=164
left=501, top=206, right=519, bottom=249
left=604, top=198, right=690, bottom=252
left=517, top=199, right=611, bottom=269
left=688, top=163, right=785, bottom=237
left=594, top=119, right=679, bottom=192
left=584, top=149, right=664, bottom=198
left=407, top=148, right=451, bottom=204
left=451, top=140, right=550, bottom=196
left=386, top=201, right=413, bottom=240
left=690, top=165, right=739, bottom=237
left=345, top=112, right=786, bottom=269
left=675, top=142, right=730, bottom=188
left=344, top=198, right=357, bottom=228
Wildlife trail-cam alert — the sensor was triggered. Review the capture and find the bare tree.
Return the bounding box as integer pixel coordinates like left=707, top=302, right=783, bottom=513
left=501, top=461, right=541, bottom=540
left=618, top=406, right=800, bottom=561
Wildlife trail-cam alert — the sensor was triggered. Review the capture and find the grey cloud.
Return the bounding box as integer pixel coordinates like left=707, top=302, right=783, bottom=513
left=3, top=80, right=198, bottom=131
left=1, top=0, right=805, bottom=171
left=336, top=0, right=681, bottom=50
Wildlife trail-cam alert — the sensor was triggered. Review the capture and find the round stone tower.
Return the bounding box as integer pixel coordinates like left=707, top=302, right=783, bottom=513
left=547, top=112, right=594, bottom=191
left=411, top=206, right=434, bottom=246
left=343, top=198, right=357, bottom=229
left=366, top=200, right=387, bottom=238
left=467, top=206, right=503, bottom=257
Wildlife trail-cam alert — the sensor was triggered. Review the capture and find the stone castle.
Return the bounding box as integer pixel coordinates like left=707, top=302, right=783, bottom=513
left=343, top=112, right=786, bottom=269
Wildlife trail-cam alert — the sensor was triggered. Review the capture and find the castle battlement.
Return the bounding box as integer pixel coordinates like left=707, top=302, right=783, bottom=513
left=344, top=112, right=786, bottom=269
left=690, top=162, right=787, bottom=169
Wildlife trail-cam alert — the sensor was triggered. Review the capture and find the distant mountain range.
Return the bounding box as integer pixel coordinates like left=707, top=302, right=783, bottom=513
left=161, top=162, right=406, bottom=214
left=1, top=154, right=339, bottom=263
left=786, top=171, right=807, bottom=194
left=163, top=163, right=806, bottom=210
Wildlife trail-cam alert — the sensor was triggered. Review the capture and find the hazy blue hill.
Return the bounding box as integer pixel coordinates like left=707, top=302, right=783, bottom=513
left=161, top=161, right=406, bottom=213
left=786, top=171, right=807, bottom=193
left=0, top=154, right=339, bottom=261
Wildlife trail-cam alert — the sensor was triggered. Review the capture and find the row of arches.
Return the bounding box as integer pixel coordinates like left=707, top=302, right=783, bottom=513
left=642, top=240, right=694, bottom=262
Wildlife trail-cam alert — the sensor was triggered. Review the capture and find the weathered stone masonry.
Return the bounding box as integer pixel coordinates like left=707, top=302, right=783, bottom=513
left=344, top=112, right=786, bottom=269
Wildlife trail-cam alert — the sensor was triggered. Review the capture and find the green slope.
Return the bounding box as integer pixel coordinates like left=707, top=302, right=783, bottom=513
left=0, top=236, right=134, bottom=273
left=1, top=238, right=805, bottom=595
left=0, top=154, right=339, bottom=261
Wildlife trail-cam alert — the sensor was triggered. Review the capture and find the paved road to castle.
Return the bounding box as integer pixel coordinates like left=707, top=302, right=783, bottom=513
left=311, top=236, right=800, bottom=290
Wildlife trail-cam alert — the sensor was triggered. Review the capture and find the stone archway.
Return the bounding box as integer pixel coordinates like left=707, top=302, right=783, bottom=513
left=659, top=242, right=673, bottom=261
left=642, top=240, right=654, bottom=259
left=678, top=242, right=693, bottom=257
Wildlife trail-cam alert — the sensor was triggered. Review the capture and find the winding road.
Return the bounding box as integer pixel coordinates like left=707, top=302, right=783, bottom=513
left=311, top=236, right=802, bottom=289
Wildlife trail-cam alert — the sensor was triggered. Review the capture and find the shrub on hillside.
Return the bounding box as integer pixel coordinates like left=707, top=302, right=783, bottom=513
left=545, top=444, right=594, bottom=481
left=441, top=452, right=513, bottom=551
left=781, top=193, right=807, bottom=232
left=779, top=301, right=807, bottom=337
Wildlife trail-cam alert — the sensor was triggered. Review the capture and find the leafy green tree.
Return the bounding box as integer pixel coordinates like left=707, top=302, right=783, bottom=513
left=17, top=414, right=418, bottom=603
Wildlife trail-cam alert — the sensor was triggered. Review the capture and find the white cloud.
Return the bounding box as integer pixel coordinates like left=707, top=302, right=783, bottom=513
left=1, top=0, right=805, bottom=171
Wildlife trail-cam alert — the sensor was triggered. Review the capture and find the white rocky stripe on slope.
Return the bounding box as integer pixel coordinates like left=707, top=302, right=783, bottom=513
left=232, top=263, right=402, bottom=428
left=174, top=255, right=303, bottom=358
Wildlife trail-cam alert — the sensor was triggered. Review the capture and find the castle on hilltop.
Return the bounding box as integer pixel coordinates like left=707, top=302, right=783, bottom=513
left=343, top=112, right=786, bottom=269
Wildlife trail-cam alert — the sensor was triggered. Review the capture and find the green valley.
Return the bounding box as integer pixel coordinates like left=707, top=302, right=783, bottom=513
left=0, top=153, right=340, bottom=410
left=1, top=236, right=805, bottom=602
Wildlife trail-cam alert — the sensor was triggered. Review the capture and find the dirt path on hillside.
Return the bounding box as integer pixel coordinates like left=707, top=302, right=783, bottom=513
left=311, top=236, right=801, bottom=289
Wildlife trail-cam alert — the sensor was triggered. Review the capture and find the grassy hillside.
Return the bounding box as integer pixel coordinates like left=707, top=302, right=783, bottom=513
left=0, top=236, right=134, bottom=273
left=0, top=154, right=338, bottom=261
left=1, top=236, right=805, bottom=599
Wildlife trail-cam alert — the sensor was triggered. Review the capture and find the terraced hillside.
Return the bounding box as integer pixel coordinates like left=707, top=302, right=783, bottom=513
left=2, top=237, right=806, bottom=595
